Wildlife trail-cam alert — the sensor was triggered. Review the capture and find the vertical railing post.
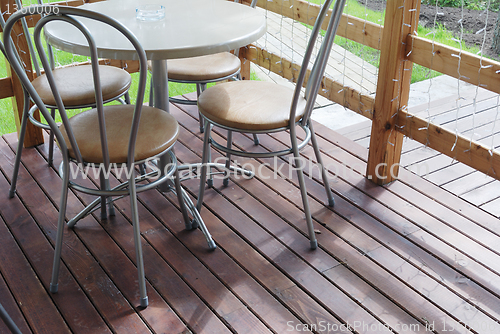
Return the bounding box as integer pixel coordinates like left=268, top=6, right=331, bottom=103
left=366, top=0, right=420, bottom=184
left=238, top=46, right=251, bottom=80
left=1, top=0, right=44, bottom=147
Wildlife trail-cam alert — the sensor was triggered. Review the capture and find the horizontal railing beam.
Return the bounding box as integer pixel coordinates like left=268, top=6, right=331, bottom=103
left=246, top=44, right=375, bottom=119
left=256, top=0, right=383, bottom=50
left=0, top=77, right=13, bottom=99
left=406, top=35, right=500, bottom=96
left=396, top=110, right=500, bottom=178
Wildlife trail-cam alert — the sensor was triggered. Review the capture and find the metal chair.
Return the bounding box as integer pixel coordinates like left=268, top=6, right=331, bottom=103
left=149, top=0, right=260, bottom=140
left=3, top=0, right=132, bottom=199
left=3, top=5, right=215, bottom=309
left=197, top=0, right=345, bottom=249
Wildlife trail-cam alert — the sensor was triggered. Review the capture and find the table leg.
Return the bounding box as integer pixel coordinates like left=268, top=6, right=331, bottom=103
left=151, top=59, right=169, bottom=112
left=151, top=59, right=171, bottom=192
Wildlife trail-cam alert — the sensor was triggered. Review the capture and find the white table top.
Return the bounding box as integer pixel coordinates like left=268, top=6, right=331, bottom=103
left=44, top=0, right=266, bottom=60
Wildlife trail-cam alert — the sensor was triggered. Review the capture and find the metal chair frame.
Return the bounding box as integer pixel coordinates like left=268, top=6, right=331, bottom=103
left=4, top=5, right=215, bottom=309
left=0, top=302, right=22, bottom=334
left=3, top=0, right=131, bottom=199
left=197, top=0, right=346, bottom=249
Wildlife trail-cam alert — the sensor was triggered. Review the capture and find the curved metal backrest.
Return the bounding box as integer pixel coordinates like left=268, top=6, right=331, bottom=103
left=288, top=0, right=347, bottom=127
left=3, top=5, right=148, bottom=170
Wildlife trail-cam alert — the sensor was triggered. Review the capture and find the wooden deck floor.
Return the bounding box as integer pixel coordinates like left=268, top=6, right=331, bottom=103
left=1, top=95, right=500, bottom=333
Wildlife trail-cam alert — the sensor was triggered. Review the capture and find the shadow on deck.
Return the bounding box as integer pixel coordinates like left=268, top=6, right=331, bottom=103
left=0, top=94, right=499, bottom=333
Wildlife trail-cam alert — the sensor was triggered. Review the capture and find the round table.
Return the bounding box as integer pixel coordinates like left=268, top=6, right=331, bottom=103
left=44, top=0, right=266, bottom=112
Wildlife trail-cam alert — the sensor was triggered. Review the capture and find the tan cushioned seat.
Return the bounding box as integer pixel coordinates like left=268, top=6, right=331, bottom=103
left=59, top=105, right=179, bottom=164
left=148, top=52, right=241, bottom=82
left=32, top=65, right=131, bottom=107
left=198, top=80, right=307, bottom=131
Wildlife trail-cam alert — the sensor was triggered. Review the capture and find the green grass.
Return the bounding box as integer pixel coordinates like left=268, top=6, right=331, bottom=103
left=310, top=0, right=483, bottom=83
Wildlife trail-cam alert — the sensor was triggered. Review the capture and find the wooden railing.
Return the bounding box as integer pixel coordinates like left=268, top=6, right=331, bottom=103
left=2, top=0, right=500, bottom=185
left=248, top=0, right=500, bottom=185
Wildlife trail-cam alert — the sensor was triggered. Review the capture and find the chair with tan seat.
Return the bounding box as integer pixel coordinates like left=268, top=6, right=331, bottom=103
left=3, top=0, right=132, bottom=199
left=197, top=0, right=346, bottom=249
left=3, top=5, right=215, bottom=309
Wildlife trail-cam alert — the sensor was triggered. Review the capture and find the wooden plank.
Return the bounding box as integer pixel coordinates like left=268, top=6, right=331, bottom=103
left=366, top=0, right=420, bottom=184
left=0, top=77, right=13, bottom=99
left=461, top=179, right=500, bottom=206
left=407, top=35, right=500, bottom=96
left=255, top=0, right=383, bottom=50
left=442, top=171, right=495, bottom=197
left=0, top=168, right=72, bottom=333
left=424, top=162, right=475, bottom=186
left=0, top=221, right=71, bottom=334
left=272, top=123, right=500, bottom=272
left=0, top=218, right=34, bottom=334
left=3, top=95, right=500, bottom=332
left=480, top=196, right=500, bottom=217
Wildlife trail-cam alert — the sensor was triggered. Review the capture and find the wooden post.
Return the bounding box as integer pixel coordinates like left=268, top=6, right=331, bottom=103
left=366, top=0, right=420, bottom=184
left=238, top=46, right=251, bottom=80
left=1, top=0, right=44, bottom=147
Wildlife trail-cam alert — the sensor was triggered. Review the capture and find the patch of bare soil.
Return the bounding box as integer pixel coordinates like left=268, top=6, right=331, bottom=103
left=358, top=0, right=499, bottom=59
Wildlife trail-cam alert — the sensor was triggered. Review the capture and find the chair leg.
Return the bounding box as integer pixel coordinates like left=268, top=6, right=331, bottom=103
left=252, top=133, right=259, bottom=145
left=68, top=196, right=100, bottom=228
left=48, top=108, right=56, bottom=167
left=9, top=91, right=30, bottom=198
left=197, top=83, right=206, bottom=133
left=99, top=171, right=108, bottom=220
left=124, top=91, right=131, bottom=104
left=181, top=187, right=216, bottom=250
left=104, top=177, right=116, bottom=217
left=0, top=302, right=22, bottom=334
left=207, top=125, right=214, bottom=188
left=50, top=161, right=71, bottom=293
left=291, top=132, right=317, bottom=250
left=309, top=122, right=334, bottom=207
left=128, top=175, right=148, bottom=308
left=149, top=76, right=154, bottom=107
left=173, top=164, right=192, bottom=230
left=223, top=130, right=232, bottom=187
left=196, top=122, right=212, bottom=212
